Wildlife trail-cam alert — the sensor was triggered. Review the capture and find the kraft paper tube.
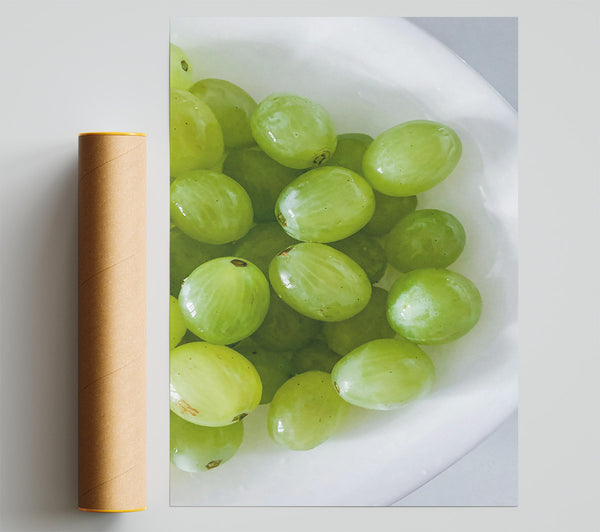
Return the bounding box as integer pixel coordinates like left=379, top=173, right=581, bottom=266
left=78, top=132, right=146, bottom=512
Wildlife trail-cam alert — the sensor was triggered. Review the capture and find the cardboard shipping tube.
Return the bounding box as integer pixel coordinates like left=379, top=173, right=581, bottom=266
left=78, top=132, right=146, bottom=512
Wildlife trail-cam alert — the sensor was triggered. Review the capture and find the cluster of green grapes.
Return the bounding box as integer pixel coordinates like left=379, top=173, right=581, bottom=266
left=168, top=44, right=482, bottom=473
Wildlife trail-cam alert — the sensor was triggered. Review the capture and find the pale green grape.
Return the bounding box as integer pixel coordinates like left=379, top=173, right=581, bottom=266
left=267, top=371, right=349, bottom=450
left=326, top=133, right=373, bottom=174
left=190, top=79, right=257, bottom=148
left=323, top=287, right=395, bottom=356
left=291, top=340, right=341, bottom=374
left=362, top=191, right=418, bottom=237
left=170, top=44, right=194, bottom=90
left=170, top=411, right=243, bottom=472
left=329, top=232, right=387, bottom=283
left=385, top=209, right=466, bottom=272
left=331, top=338, right=435, bottom=410
left=362, top=120, right=462, bottom=196
left=170, top=89, right=224, bottom=175
left=233, top=223, right=298, bottom=274
left=269, top=243, right=372, bottom=322
left=170, top=227, right=232, bottom=296
left=387, top=268, right=482, bottom=344
left=250, top=93, right=337, bottom=169
left=170, top=170, right=253, bottom=245
left=170, top=342, right=261, bottom=426
left=179, top=257, right=269, bottom=345
left=170, top=295, right=187, bottom=349
left=275, top=166, right=375, bottom=243
left=223, top=147, right=301, bottom=222
left=235, top=338, right=294, bottom=404
left=251, top=289, right=322, bottom=351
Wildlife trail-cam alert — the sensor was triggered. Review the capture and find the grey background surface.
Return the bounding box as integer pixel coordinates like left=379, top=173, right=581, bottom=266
left=395, top=17, right=518, bottom=506
left=1, top=2, right=598, bottom=531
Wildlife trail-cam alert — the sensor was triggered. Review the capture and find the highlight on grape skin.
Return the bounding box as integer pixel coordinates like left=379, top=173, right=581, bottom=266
left=168, top=43, right=487, bottom=468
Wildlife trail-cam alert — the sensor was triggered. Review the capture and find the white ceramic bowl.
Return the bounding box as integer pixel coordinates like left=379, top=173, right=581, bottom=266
left=170, top=17, right=518, bottom=506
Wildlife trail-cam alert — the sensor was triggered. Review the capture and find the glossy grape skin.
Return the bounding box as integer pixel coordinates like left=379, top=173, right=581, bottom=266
left=267, top=371, right=349, bottom=450
left=323, top=287, right=395, bottom=356
left=233, top=223, right=298, bottom=275
left=170, top=295, right=187, bottom=349
left=170, top=342, right=262, bottom=426
left=385, top=209, right=466, bottom=272
left=170, top=411, right=243, bottom=472
left=331, top=338, right=435, bottom=410
left=326, top=133, right=373, bottom=174
left=170, top=227, right=232, bottom=296
left=250, top=93, right=337, bottom=169
left=362, top=191, right=418, bottom=237
left=170, top=89, right=224, bottom=175
left=387, top=268, right=482, bottom=344
left=291, top=340, right=341, bottom=374
left=190, top=79, right=257, bottom=148
left=170, top=44, right=193, bottom=90
left=275, top=166, right=375, bottom=243
left=235, top=339, right=294, bottom=404
left=179, top=257, right=270, bottom=345
left=223, top=147, right=301, bottom=222
left=362, top=120, right=462, bottom=196
left=269, top=243, right=372, bottom=322
left=329, top=232, right=387, bottom=283
left=170, top=170, right=253, bottom=245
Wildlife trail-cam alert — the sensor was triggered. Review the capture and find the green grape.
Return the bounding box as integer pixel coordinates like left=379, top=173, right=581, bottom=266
left=269, top=243, right=372, bottom=322
left=170, top=227, right=232, bottom=296
left=362, top=191, right=418, bottom=237
left=362, top=120, right=462, bottom=196
left=291, top=340, right=341, bottom=374
left=179, top=257, right=270, bottom=345
left=207, top=149, right=228, bottom=173
left=170, top=342, right=262, bottom=426
left=267, top=371, right=349, bottom=450
left=235, top=338, right=294, bottom=404
left=170, top=411, right=243, bottom=472
left=331, top=338, right=435, bottom=410
left=250, top=93, right=337, bottom=169
left=170, top=170, right=253, bottom=245
left=223, top=147, right=301, bottom=222
left=326, top=133, right=373, bottom=174
left=233, top=223, right=298, bottom=275
left=275, top=166, right=375, bottom=243
left=329, top=232, right=387, bottom=283
left=323, top=287, right=395, bottom=356
left=170, top=44, right=194, bottom=90
left=190, top=79, right=257, bottom=148
left=385, top=209, right=466, bottom=272
left=170, top=295, right=187, bottom=349
left=387, top=268, right=482, bottom=344
left=251, top=289, right=322, bottom=351
left=170, top=89, right=224, bottom=175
